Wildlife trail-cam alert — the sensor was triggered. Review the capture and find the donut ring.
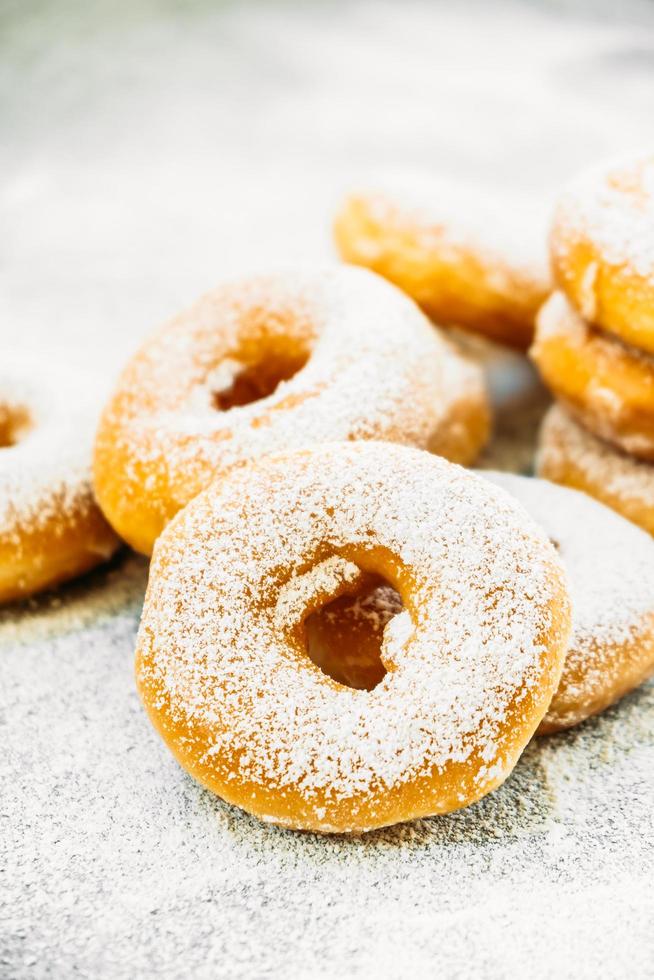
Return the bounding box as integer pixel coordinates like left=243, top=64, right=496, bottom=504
left=430, top=340, right=490, bottom=466
left=0, top=360, right=120, bottom=603
left=530, top=292, right=654, bottom=460
left=95, top=266, right=482, bottom=555
left=483, top=472, right=654, bottom=733
left=537, top=405, right=654, bottom=538
left=334, top=177, right=550, bottom=349
left=551, top=155, right=654, bottom=354
left=136, top=442, right=570, bottom=833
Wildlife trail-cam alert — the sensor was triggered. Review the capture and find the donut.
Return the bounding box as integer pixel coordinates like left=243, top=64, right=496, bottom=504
left=429, top=339, right=490, bottom=466
left=530, top=291, right=654, bottom=461
left=1, top=359, right=120, bottom=603
left=94, top=266, right=487, bottom=555
left=537, top=404, right=654, bottom=538
left=333, top=176, right=550, bottom=349
left=135, top=442, right=570, bottom=833
left=550, top=154, right=654, bottom=354
left=482, top=472, right=654, bottom=733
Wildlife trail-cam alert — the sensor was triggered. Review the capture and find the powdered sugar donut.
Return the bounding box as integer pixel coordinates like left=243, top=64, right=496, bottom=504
left=537, top=404, right=654, bottom=537
left=136, top=443, right=570, bottom=833
left=483, top=471, right=654, bottom=733
left=334, top=176, right=550, bottom=349
left=94, top=266, right=483, bottom=555
left=530, top=292, right=654, bottom=461
left=0, top=359, right=120, bottom=603
left=551, top=155, right=654, bottom=354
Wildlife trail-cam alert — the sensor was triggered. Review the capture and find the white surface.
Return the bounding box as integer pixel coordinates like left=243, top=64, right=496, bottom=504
left=2, top=1, right=654, bottom=977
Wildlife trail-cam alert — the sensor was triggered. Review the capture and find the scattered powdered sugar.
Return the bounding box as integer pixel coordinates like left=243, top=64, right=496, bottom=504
left=137, top=443, right=568, bottom=823
left=0, top=551, right=147, bottom=646
left=4, top=560, right=653, bottom=980
left=350, top=172, right=551, bottom=284
left=481, top=471, right=654, bottom=723
left=538, top=404, right=654, bottom=510
left=0, top=357, right=112, bottom=547
left=553, top=155, right=654, bottom=284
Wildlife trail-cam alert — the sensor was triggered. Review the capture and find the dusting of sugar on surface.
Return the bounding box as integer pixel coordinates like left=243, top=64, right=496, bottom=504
left=2, top=561, right=653, bottom=979
left=0, top=551, right=148, bottom=646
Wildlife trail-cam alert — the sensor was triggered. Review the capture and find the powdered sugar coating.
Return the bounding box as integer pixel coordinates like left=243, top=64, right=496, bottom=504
left=334, top=175, right=551, bottom=348
left=552, top=155, right=654, bottom=288
left=537, top=405, right=654, bottom=529
left=1, top=365, right=83, bottom=532
left=274, top=555, right=364, bottom=631
left=136, top=443, right=569, bottom=831
left=350, top=174, right=550, bottom=283
left=0, top=358, right=117, bottom=568
left=482, top=471, right=654, bottom=730
left=95, top=265, right=457, bottom=553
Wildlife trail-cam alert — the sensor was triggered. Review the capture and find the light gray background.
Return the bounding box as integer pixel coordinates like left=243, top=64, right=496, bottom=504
left=2, top=2, right=654, bottom=977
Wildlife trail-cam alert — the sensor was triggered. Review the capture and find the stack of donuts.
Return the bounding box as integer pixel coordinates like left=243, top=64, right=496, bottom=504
left=530, top=155, right=654, bottom=538
left=4, top=154, right=654, bottom=835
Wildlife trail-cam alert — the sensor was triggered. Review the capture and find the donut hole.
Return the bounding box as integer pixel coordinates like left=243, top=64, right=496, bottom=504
left=304, top=575, right=403, bottom=691
left=0, top=404, right=32, bottom=448
left=211, top=347, right=309, bottom=411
